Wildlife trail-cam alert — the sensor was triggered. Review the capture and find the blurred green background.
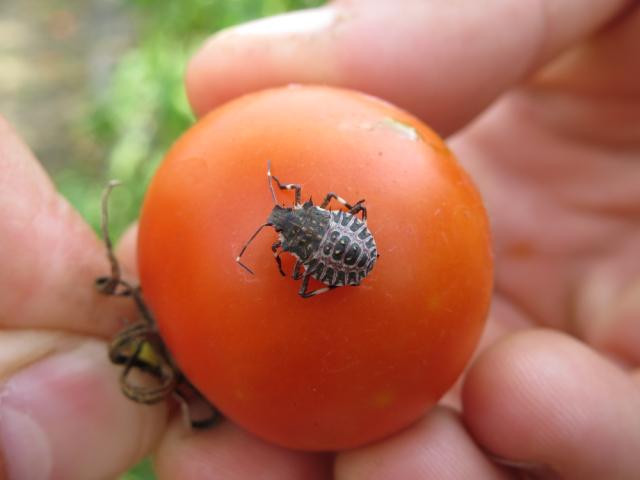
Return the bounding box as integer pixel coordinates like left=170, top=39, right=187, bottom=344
left=1, top=0, right=324, bottom=240
left=1, top=0, right=323, bottom=478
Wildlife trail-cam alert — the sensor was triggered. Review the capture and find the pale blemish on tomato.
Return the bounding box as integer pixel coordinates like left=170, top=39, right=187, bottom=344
left=338, top=116, right=422, bottom=141
left=380, top=117, right=421, bottom=141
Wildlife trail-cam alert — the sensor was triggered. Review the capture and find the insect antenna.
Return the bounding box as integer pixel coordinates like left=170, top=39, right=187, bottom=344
left=236, top=223, right=273, bottom=274
left=267, top=160, right=277, bottom=204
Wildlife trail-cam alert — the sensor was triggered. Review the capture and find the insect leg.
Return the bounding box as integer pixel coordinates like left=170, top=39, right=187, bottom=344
left=268, top=164, right=302, bottom=205
left=298, top=274, right=336, bottom=298
left=273, top=178, right=302, bottom=205
left=321, top=193, right=367, bottom=220
left=320, top=192, right=356, bottom=210
left=272, top=241, right=285, bottom=276
left=348, top=199, right=367, bottom=221
left=236, top=223, right=272, bottom=274
left=292, top=260, right=303, bottom=280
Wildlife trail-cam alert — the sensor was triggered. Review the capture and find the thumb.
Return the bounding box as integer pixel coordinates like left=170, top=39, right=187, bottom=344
left=186, top=0, right=630, bottom=135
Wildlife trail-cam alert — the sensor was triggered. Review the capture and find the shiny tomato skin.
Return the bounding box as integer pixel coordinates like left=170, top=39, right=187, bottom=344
left=137, top=85, right=492, bottom=451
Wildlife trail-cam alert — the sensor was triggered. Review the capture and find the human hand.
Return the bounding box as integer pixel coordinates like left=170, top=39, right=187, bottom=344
left=1, top=1, right=639, bottom=479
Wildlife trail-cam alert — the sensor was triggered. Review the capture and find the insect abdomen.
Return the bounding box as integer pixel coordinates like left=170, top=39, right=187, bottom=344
left=306, top=210, right=377, bottom=286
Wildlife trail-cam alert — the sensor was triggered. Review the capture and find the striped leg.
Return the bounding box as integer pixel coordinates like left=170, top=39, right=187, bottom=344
left=298, top=274, right=336, bottom=298
left=320, top=192, right=352, bottom=209
left=268, top=164, right=302, bottom=205
left=348, top=199, right=367, bottom=221
left=320, top=192, right=367, bottom=220
left=272, top=177, right=302, bottom=205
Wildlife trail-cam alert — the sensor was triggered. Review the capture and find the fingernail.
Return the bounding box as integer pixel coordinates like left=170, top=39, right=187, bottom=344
left=0, top=406, right=52, bottom=480
left=216, top=7, right=337, bottom=38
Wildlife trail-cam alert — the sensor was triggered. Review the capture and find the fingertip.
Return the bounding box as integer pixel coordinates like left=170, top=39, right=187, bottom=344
left=185, top=6, right=341, bottom=117
left=0, top=117, right=136, bottom=337
left=185, top=0, right=630, bottom=133
left=462, top=329, right=640, bottom=479
left=0, top=337, right=167, bottom=480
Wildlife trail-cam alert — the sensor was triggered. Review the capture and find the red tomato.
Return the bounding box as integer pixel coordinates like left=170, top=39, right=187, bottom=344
left=137, top=85, right=492, bottom=450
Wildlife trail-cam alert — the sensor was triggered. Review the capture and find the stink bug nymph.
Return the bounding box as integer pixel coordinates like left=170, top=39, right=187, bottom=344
left=236, top=163, right=378, bottom=298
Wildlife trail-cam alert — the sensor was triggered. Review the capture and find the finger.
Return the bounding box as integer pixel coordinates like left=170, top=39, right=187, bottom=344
left=0, top=332, right=167, bottom=480
left=116, top=222, right=139, bottom=278
left=463, top=329, right=640, bottom=480
left=535, top=5, right=640, bottom=96
left=441, top=296, right=534, bottom=410
left=574, top=232, right=640, bottom=365
left=335, top=407, right=508, bottom=480
left=154, top=418, right=332, bottom=480
left=0, top=116, right=134, bottom=336
left=186, top=0, right=631, bottom=135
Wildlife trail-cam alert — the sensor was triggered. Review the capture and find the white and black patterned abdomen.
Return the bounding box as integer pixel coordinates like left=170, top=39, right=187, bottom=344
left=303, top=210, right=377, bottom=286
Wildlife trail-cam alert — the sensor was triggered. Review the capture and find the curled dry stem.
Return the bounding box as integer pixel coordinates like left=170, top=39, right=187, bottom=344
left=97, top=180, right=219, bottom=428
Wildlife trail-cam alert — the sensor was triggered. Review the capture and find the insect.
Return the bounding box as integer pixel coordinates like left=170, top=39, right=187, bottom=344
left=236, top=163, right=378, bottom=298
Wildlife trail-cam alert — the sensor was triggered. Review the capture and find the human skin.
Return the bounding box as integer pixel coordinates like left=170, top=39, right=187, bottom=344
left=1, top=0, right=639, bottom=479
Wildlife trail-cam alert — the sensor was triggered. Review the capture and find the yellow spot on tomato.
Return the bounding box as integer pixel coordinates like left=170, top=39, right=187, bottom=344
left=426, top=295, right=442, bottom=312
left=372, top=390, right=395, bottom=408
